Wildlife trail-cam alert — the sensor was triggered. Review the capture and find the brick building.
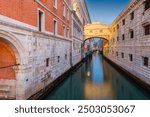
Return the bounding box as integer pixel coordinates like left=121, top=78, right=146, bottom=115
left=0, top=0, right=90, bottom=99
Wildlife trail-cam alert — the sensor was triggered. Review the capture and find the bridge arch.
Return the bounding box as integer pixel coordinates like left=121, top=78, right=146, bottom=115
left=84, top=22, right=112, bottom=41
left=82, top=22, right=112, bottom=54
left=83, top=37, right=108, bottom=44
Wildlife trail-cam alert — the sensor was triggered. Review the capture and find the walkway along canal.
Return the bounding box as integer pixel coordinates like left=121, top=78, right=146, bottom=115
left=44, top=52, right=150, bottom=100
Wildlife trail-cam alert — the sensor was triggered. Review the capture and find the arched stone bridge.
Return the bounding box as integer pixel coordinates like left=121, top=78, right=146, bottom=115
left=84, top=22, right=112, bottom=41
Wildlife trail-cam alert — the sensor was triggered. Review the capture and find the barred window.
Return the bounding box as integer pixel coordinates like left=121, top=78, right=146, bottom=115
left=142, top=57, right=149, bottom=67
left=130, top=11, right=134, bottom=20
left=122, top=19, right=125, bottom=25
left=121, top=53, right=124, bottom=58
left=144, top=25, right=150, bottom=35
left=129, top=54, right=133, bottom=61
left=122, top=34, right=125, bottom=40
left=116, top=52, right=118, bottom=56
left=46, top=58, right=49, bottom=67
left=130, top=30, right=134, bottom=38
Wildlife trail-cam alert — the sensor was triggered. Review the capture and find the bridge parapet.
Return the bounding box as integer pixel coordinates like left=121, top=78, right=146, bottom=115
left=84, top=22, right=112, bottom=40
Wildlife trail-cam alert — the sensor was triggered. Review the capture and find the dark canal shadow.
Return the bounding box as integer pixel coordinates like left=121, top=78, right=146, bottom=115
left=44, top=52, right=150, bottom=100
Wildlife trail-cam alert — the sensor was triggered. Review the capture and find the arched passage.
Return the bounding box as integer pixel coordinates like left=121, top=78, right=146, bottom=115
left=0, top=30, right=25, bottom=99
left=0, top=40, right=16, bottom=79
left=82, top=37, right=109, bottom=53
left=83, top=37, right=108, bottom=44
left=0, top=38, right=19, bottom=99
left=82, top=22, right=112, bottom=57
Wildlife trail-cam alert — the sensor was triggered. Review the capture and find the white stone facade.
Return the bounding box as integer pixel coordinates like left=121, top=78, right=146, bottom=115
left=0, top=17, right=71, bottom=99
left=72, top=11, right=82, bottom=66
left=72, top=0, right=91, bottom=66
left=104, top=0, right=150, bottom=84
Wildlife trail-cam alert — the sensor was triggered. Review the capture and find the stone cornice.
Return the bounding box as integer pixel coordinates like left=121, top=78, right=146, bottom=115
left=63, top=0, right=72, bottom=10
left=111, top=0, right=143, bottom=27
left=0, top=21, right=72, bottom=42
left=83, top=0, right=91, bottom=23
left=72, top=36, right=83, bottom=42
left=72, top=11, right=82, bottom=25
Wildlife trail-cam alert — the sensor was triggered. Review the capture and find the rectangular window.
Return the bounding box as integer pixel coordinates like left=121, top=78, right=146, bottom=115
left=38, top=10, right=44, bottom=31
left=54, top=20, right=57, bottom=35
left=117, top=36, right=119, bottom=41
left=112, top=51, right=114, bottom=54
left=129, top=54, right=133, bottom=61
left=142, top=57, right=149, bottom=67
left=122, top=19, right=125, bottom=25
left=145, top=0, right=150, bottom=11
left=144, top=25, right=150, bottom=35
left=63, top=4, right=66, bottom=17
left=53, top=0, right=57, bottom=8
left=130, top=11, right=134, bottom=20
left=46, top=58, right=49, bottom=67
left=58, top=56, right=60, bottom=63
left=116, top=52, right=118, bottom=56
left=113, top=28, right=115, bottom=32
left=121, top=53, right=124, bottom=58
left=113, top=38, right=115, bottom=42
left=67, top=8, right=69, bottom=20
left=117, top=24, right=119, bottom=29
left=65, top=54, right=67, bottom=60
left=130, top=30, right=134, bottom=38
left=63, top=26, right=66, bottom=37
left=67, top=29, right=69, bottom=38
left=122, top=34, right=125, bottom=40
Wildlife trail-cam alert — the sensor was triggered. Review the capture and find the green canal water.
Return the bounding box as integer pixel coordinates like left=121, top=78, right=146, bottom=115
left=44, top=52, right=150, bottom=100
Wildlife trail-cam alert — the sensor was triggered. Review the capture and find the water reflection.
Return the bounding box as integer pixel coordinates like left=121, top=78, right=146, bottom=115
left=44, top=52, right=150, bottom=100
left=84, top=81, right=113, bottom=100
left=92, top=53, right=104, bottom=84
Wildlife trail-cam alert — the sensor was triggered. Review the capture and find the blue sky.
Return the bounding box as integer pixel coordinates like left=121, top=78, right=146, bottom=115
left=86, top=0, right=130, bottom=24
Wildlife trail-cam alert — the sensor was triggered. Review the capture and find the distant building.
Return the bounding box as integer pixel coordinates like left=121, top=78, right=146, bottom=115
left=72, top=0, right=91, bottom=65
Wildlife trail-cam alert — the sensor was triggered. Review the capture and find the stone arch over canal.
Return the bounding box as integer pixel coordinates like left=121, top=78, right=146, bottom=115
left=82, top=22, right=112, bottom=55
left=84, top=22, right=112, bottom=41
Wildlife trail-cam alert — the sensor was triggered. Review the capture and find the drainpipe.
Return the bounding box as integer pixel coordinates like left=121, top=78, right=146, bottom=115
left=70, top=41, right=73, bottom=67
left=70, top=9, right=73, bottom=68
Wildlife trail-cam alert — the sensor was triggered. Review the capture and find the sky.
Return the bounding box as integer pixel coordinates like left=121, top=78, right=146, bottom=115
left=86, top=0, right=130, bottom=24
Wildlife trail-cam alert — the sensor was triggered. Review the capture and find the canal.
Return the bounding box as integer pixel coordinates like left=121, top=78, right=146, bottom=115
left=44, top=52, right=150, bottom=100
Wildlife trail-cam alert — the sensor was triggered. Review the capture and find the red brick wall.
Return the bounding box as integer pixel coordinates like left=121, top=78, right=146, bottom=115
left=0, top=40, right=16, bottom=79
left=0, top=0, right=71, bottom=37
left=0, top=0, right=37, bottom=26
left=39, top=0, right=71, bottom=37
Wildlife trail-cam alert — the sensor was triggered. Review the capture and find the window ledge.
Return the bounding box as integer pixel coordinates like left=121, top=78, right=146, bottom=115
left=142, top=20, right=150, bottom=26
left=53, top=6, right=57, bottom=9
left=144, top=35, right=150, bottom=37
